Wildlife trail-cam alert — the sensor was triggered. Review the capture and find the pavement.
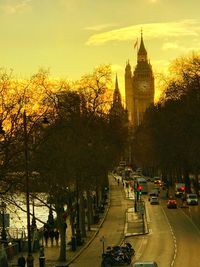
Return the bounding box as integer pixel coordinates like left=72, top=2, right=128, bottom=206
left=7, top=173, right=148, bottom=267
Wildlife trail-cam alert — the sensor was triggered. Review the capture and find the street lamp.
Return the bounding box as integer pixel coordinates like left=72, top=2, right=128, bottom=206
left=0, top=202, right=7, bottom=243
left=23, top=110, right=34, bottom=267
left=23, top=111, right=49, bottom=267
left=0, top=122, right=7, bottom=243
left=75, top=180, right=82, bottom=246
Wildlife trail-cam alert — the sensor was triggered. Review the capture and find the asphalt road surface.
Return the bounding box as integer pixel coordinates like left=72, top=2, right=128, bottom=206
left=69, top=179, right=200, bottom=267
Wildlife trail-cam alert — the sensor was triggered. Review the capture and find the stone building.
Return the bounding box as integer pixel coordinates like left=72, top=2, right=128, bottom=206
left=125, top=31, right=154, bottom=126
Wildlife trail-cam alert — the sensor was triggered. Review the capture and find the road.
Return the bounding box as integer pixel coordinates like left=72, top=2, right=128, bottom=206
left=137, top=182, right=200, bottom=267
left=69, top=175, right=132, bottom=267
left=129, top=193, right=174, bottom=267
left=69, top=179, right=200, bottom=267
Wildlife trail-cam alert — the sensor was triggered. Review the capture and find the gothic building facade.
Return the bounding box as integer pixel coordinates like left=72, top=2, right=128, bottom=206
left=125, top=32, right=154, bottom=126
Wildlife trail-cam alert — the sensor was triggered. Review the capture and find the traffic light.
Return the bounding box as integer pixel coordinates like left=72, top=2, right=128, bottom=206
left=180, top=185, right=185, bottom=192
left=104, top=186, right=108, bottom=191
left=137, top=185, right=142, bottom=195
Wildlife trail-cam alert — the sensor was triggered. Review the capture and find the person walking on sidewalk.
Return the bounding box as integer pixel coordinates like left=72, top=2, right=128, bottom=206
left=17, top=254, right=26, bottom=267
left=54, top=229, right=60, bottom=246
left=43, top=228, right=49, bottom=246
left=49, top=228, right=55, bottom=246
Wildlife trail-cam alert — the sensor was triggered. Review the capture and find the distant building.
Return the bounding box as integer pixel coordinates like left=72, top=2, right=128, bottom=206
left=125, top=31, right=154, bottom=126
left=110, top=74, right=125, bottom=117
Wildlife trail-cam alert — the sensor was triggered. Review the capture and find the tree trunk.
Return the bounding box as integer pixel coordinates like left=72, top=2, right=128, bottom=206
left=86, top=191, right=92, bottom=231
left=80, top=193, right=86, bottom=238
left=56, top=207, right=67, bottom=261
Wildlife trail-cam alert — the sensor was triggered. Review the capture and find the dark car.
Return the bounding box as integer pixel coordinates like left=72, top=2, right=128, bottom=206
left=167, top=199, right=177, bottom=209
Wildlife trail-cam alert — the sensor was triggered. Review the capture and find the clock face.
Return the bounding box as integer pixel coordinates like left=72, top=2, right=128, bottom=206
left=139, top=81, right=148, bottom=92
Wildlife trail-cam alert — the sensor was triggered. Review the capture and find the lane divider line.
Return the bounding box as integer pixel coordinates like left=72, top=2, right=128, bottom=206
left=161, top=207, right=177, bottom=267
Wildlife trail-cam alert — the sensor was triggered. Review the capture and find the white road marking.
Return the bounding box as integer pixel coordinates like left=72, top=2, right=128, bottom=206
left=161, top=207, right=177, bottom=267
left=180, top=208, right=200, bottom=235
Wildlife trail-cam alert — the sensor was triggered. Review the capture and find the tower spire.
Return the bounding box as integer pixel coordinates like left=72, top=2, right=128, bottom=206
left=115, top=73, right=119, bottom=91
left=113, top=73, right=121, bottom=103
left=137, top=29, right=147, bottom=62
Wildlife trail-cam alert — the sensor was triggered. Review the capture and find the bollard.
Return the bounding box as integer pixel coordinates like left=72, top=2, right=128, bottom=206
left=39, top=257, right=45, bottom=267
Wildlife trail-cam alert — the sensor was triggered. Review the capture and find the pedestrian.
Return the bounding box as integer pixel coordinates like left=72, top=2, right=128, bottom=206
left=117, top=179, right=120, bottom=186
left=18, top=254, right=26, bottom=267
left=49, top=228, right=55, bottom=246
left=54, top=229, right=60, bottom=246
left=43, top=228, right=49, bottom=246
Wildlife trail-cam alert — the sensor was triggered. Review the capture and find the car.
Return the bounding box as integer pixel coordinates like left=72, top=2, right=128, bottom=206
left=154, top=184, right=161, bottom=193
left=133, top=261, right=158, bottom=267
left=149, top=176, right=159, bottom=183
left=167, top=198, right=177, bottom=209
left=186, top=193, right=198, bottom=205
left=154, top=178, right=162, bottom=185
left=148, top=190, right=159, bottom=201
left=150, top=196, right=159, bottom=205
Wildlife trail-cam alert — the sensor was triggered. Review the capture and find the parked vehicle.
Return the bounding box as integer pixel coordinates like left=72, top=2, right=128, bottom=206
left=186, top=193, right=198, bottom=205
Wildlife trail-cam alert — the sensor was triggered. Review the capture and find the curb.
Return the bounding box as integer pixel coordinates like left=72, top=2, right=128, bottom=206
left=65, top=192, right=111, bottom=266
left=124, top=202, right=149, bottom=238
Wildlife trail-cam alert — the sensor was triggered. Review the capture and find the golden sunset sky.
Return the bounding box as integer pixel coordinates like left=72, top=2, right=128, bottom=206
left=1, top=0, right=200, bottom=101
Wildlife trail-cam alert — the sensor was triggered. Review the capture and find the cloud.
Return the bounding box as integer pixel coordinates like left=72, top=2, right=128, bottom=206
left=149, top=0, right=159, bottom=2
left=86, top=19, right=200, bottom=45
left=162, top=42, right=179, bottom=50
left=85, top=23, right=118, bottom=32
left=1, top=0, right=32, bottom=14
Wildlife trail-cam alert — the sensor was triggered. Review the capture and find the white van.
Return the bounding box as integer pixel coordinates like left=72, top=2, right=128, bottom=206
left=133, top=261, right=158, bottom=267
left=136, top=177, right=148, bottom=194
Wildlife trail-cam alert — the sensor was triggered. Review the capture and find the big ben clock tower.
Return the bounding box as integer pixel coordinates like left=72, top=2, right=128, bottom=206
left=125, top=31, right=154, bottom=126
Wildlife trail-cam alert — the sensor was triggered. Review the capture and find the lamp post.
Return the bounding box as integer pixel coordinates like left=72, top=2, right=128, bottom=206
left=0, top=202, right=7, bottom=243
left=23, top=110, right=34, bottom=267
left=23, top=111, right=49, bottom=267
left=75, top=180, right=82, bottom=246
left=0, top=122, right=7, bottom=243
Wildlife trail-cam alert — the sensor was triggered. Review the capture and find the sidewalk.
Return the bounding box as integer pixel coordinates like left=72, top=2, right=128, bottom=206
left=8, top=174, right=148, bottom=267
